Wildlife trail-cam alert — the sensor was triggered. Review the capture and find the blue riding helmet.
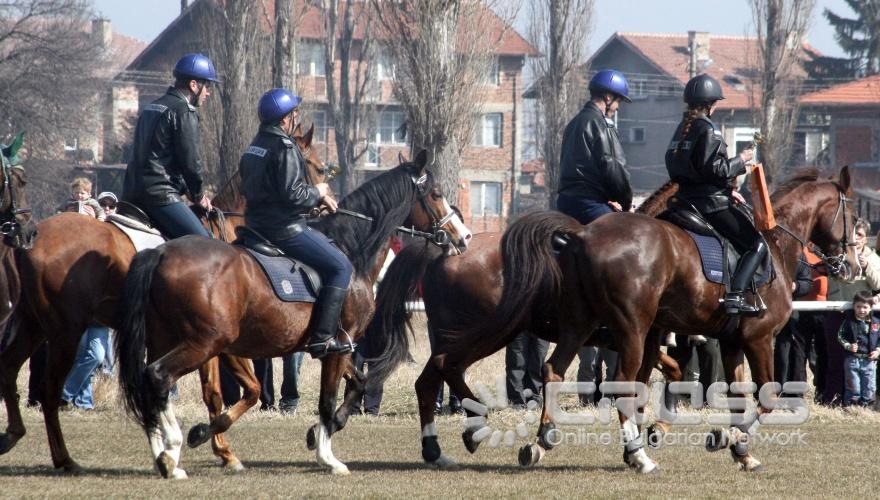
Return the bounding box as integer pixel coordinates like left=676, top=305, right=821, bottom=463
left=173, top=53, right=219, bottom=83
left=258, top=88, right=302, bottom=124
left=588, top=69, right=632, bottom=103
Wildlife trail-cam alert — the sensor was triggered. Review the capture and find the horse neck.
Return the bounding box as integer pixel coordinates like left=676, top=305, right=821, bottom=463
left=768, top=187, right=823, bottom=282
left=636, top=180, right=679, bottom=216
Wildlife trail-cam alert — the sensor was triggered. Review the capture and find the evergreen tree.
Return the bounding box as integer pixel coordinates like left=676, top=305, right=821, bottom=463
left=808, top=0, right=880, bottom=78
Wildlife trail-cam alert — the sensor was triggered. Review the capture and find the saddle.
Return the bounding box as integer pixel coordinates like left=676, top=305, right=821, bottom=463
left=658, top=197, right=774, bottom=291
left=233, top=226, right=322, bottom=303
left=107, top=201, right=165, bottom=252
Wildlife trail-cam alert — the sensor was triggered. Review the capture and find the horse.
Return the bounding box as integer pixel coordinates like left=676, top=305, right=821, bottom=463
left=468, top=166, right=859, bottom=473
left=0, top=127, right=325, bottom=474
left=363, top=181, right=684, bottom=467
left=0, top=133, right=36, bottom=327
left=115, top=150, right=471, bottom=479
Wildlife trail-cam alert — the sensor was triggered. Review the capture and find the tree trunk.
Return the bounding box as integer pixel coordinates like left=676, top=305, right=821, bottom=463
left=432, top=137, right=460, bottom=208
left=273, top=0, right=295, bottom=90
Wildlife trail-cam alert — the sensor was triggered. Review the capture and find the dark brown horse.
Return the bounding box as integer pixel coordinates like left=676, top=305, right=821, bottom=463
left=115, top=151, right=471, bottom=479
left=0, top=134, right=35, bottom=326
left=363, top=182, right=683, bottom=467
left=0, top=128, right=325, bottom=474
left=470, top=166, right=858, bottom=473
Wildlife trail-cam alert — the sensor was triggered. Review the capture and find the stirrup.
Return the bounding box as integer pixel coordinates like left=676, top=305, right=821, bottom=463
left=722, top=293, right=760, bottom=316
left=307, top=331, right=355, bottom=359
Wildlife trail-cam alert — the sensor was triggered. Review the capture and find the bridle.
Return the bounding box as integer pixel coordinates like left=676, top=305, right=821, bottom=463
left=333, top=172, right=456, bottom=247
left=0, top=153, right=31, bottom=247
left=755, top=190, right=855, bottom=278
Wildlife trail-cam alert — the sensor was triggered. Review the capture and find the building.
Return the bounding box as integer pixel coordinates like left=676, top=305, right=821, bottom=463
left=110, top=0, right=537, bottom=233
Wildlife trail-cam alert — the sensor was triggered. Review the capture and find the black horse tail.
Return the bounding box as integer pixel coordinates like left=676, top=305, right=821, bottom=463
left=363, top=242, right=443, bottom=390
left=115, top=246, right=165, bottom=432
left=450, top=210, right=583, bottom=353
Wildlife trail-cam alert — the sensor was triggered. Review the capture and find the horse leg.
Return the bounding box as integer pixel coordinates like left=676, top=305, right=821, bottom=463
left=329, top=360, right=364, bottom=435
left=614, top=329, right=658, bottom=474
left=41, top=330, right=85, bottom=473
left=312, top=352, right=351, bottom=475
left=727, top=338, right=775, bottom=472
left=519, top=319, right=598, bottom=467
left=415, top=360, right=457, bottom=468
left=646, top=332, right=683, bottom=448
left=0, top=318, right=43, bottom=456
left=189, top=355, right=256, bottom=473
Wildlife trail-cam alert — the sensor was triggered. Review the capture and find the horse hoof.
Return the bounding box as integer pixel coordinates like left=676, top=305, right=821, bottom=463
left=61, top=461, right=84, bottom=476
left=187, top=423, right=211, bottom=448
left=518, top=443, right=545, bottom=467
left=462, top=428, right=487, bottom=454
left=706, top=428, right=729, bottom=452
left=171, top=467, right=189, bottom=480
left=646, top=424, right=663, bottom=449
left=0, top=433, right=19, bottom=455
left=156, top=452, right=176, bottom=479
left=224, top=460, right=245, bottom=474
left=427, top=453, right=458, bottom=469
left=330, top=464, right=350, bottom=475
left=306, top=425, right=318, bottom=451
left=748, top=463, right=765, bottom=473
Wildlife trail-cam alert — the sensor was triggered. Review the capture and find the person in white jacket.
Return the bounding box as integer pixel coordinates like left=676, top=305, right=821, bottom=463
left=854, top=219, right=880, bottom=299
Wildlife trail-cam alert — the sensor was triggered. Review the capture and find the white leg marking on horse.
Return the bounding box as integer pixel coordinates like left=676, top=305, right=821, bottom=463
left=622, top=419, right=657, bottom=474
left=159, top=403, right=187, bottom=479
left=421, top=423, right=438, bottom=437
left=315, top=423, right=349, bottom=475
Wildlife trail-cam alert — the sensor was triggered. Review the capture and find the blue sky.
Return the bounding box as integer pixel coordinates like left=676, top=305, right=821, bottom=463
left=94, top=0, right=853, bottom=59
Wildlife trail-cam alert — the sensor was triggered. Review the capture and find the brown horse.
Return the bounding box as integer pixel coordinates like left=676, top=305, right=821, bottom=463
left=363, top=182, right=683, bottom=467
left=470, top=166, right=859, bottom=473
left=0, top=127, right=325, bottom=474
left=115, top=151, right=471, bottom=479
left=0, top=135, right=36, bottom=326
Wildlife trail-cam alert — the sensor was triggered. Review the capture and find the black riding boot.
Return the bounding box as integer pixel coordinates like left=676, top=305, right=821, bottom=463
left=307, top=286, right=353, bottom=359
left=724, top=241, right=768, bottom=316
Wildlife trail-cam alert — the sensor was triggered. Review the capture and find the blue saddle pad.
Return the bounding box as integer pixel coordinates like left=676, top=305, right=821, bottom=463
left=244, top=248, right=318, bottom=303
left=686, top=230, right=726, bottom=284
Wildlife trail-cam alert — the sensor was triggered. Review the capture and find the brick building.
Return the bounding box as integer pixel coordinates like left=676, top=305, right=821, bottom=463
left=110, top=0, right=537, bottom=233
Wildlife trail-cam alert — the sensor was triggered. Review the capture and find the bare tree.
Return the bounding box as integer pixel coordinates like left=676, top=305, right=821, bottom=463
left=750, top=0, right=814, bottom=180
left=312, top=0, right=377, bottom=196
left=195, top=1, right=272, bottom=187
left=0, top=0, right=103, bottom=156
left=527, top=0, right=593, bottom=208
left=273, top=0, right=296, bottom=89
left=371, top=0, right=517, bottom=205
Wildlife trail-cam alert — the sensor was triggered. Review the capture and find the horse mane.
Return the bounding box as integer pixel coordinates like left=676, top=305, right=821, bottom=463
left=770, top=167, right=820, bottom=203
left=211, top=170, right=245, bottom=212
left=636, top=180, right=679, bottom=216
left=314, top=163, right=423, bottom=276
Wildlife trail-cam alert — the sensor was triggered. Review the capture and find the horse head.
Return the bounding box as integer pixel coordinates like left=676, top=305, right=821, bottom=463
left=402, top=149, right=471, bottom=255
left=808, top=165, right=860, bottom=282
left=0, top=132, right=35, bottom=249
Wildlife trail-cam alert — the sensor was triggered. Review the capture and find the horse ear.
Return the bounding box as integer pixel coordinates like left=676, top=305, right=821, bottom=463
left=839, top=165, right=853, bottom=195
left=292, top=123, right=302, bottom=138
left=303, top=124, right=314, bottom=146
left=415, top=149, right=428, bottom=170
left=398, top=151, right=408, bottom=164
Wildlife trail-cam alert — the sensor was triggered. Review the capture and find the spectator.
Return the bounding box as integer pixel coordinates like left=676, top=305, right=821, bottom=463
left=253, top=353, right=304, bottom=414
left=774, top=253, right=813, bottom=386
left=798, top=246, right=830, bottom=402
left=57, top=177, right=105, bottom=221
left=505, top=331, right=548, bottom=409
left=97, top=191, right=118, bottom=219
left=837, top=290, right=879, bottom=406
left=668, top=334, right=723, bottom=407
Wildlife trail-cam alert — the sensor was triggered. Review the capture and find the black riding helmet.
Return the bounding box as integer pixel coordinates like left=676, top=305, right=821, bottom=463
left=683, top=74, right=725, bottom=105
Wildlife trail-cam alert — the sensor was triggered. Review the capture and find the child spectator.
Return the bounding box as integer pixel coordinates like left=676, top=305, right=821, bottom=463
left=97, top=191, right=118, bottom=219
left=837, top=290, right=880, bottom=406
left=57, top=177, right=105, bottom=221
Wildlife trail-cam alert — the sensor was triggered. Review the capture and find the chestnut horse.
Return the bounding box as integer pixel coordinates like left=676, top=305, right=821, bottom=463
left=115, top=152, right=471, bottom=479
left=0, top=134, right=36, bottom=327
left=472, top=167, right=858, bottom=473
left=0, top=127, right=325, bottom=474
left=363, top=182, right=684, bottom=467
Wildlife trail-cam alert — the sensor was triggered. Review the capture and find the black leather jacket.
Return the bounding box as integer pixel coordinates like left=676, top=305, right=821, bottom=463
left=558, top=102, right=632, bottom=211
left=240, top=124, right=321, bottom=241
left=123, top=88, right=206, bottom=206
left=665, top=115, right=745, bottom=214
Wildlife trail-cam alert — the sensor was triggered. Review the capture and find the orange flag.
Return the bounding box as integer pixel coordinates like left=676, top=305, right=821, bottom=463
left=749, top=163, right=776, bottom=231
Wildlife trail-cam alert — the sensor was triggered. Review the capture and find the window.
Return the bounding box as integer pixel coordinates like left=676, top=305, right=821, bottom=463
left=376, top=50, right=395, bottom=81
left=483, top=59, right=500, bottom=86
left=629, top=79, right=648, bottom=100
left=377, top=110, right=407, bottom=145
left=297, top=42, right=325, bottom=77
left=473, top=113, right=503, bottom=147
left=470, top=181, right=502, bottom=216
left=628, top=127, right=645, bottom=143
left=310, top=110, right=329, bottom=143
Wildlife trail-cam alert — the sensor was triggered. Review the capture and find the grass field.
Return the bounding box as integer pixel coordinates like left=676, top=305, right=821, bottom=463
left=2, top=315, right=879, bottom=498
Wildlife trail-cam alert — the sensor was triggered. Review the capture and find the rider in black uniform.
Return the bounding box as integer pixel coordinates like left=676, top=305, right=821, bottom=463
left=665, top=74, right=763, bottom=315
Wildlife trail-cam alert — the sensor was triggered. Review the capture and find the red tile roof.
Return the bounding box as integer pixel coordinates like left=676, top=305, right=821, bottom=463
left=799, top=75, right=880, bottom=106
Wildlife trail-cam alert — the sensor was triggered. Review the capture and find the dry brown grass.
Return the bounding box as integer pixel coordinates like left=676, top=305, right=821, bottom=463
left=3, top=314, right=879, bottom=498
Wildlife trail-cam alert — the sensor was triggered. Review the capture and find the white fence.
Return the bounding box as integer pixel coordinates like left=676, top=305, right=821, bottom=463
left=405, top=300, right=877, bottom=313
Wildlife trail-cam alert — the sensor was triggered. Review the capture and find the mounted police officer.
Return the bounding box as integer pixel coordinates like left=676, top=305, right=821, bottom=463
left=665, top=74, right=761, bottom=315
left=557, top=69, right=633, bottom=224
left=557, top=69, right=632, bottom=399
left=239, top=88, right=354, bottom=359
left=122, top=53, right=217, bottom=238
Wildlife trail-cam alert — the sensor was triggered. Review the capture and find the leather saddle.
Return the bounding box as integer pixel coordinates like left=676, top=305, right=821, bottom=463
left=233, top=226, right=323, bottom=302
left=657, top=197, right=773, bottom=290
